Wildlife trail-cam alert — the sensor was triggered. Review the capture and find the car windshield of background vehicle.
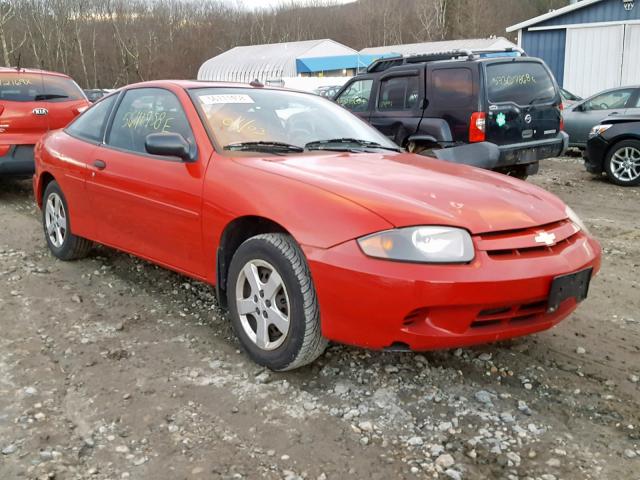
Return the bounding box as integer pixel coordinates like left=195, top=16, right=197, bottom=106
left=486, top=62, right=556, bottom=105
left=191, top=87, right=398, bottom=152
left=0, top=73, right=86, bottom=103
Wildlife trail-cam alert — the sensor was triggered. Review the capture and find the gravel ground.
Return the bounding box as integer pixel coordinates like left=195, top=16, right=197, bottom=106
left=0, top=157, right=639, bottom=480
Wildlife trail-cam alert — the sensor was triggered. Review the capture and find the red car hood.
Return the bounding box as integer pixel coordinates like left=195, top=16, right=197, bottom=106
left=236, top=152, right=568, bottom=234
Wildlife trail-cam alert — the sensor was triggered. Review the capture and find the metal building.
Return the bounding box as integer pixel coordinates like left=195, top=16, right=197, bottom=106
left=197, top=39, right=368, bottom=83
left=360, top=37, right=518, bottom=57
left=507, top=0, right=640, bottom=97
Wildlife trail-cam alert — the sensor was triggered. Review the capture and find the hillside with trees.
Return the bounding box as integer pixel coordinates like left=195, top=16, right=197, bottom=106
left=0, top=0, right=567, bottom=88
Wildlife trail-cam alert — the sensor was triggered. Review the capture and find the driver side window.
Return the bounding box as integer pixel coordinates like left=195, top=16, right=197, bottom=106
left=107, top=88, right=194, bottom=155
left=336, top=79, right=373, bottom=112
left=584, top=89, right=634, bottom=111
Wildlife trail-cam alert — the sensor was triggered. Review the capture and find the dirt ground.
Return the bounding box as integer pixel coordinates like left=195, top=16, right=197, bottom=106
left=0, top=157, right=639, bottom=480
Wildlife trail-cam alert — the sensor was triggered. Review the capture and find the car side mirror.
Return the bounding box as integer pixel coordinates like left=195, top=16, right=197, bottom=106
left=145, top=132, right=193, bottom=161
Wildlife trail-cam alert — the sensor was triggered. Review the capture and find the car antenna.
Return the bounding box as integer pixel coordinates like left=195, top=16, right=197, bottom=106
left=249, top=79, right=264, bottom=88
left=15, top=53, right=22, bottom=71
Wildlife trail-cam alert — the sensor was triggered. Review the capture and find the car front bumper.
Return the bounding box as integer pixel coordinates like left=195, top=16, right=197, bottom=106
left=583, top=135, right=609, bottom=174
left=0, top=145, right=36, bottom=177
left=304, top=228, right=601, bottom=351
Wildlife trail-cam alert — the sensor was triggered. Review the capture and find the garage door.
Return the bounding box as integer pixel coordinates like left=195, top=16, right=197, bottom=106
left=564, top=25, right=625, bottom=97
left=621, top=24, right=640, bottom=87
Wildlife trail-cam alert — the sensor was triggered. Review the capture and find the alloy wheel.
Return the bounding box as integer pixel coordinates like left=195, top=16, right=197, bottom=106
left=610, top=146, right=640, bottom=182
left=45, top=192, right=67, bottom=248
left=234, top=259, right=291, bottom=351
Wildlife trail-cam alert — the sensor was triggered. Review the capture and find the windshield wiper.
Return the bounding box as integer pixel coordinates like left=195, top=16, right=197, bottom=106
left=34, top=94, right=69, bottom=101
left=223, top=141, right=304, bottom=154
left=305, top=138, right=402, bottom=152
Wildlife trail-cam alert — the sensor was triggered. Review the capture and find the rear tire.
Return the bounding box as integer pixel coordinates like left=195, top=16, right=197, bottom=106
left=226, top=233, right=327, bottom=371
left=497, top=165, right=529, bottom=180
left=407, top=141, right=441, bottom=157
left=42, top=181, right=93, bottom=260
left=604, top=140, right=640, bottom=186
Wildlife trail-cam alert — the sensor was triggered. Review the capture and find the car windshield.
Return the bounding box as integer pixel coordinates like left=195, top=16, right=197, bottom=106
left=486, top=61, right=556, bottom=105
left=0, top=72, right=85, bottom=102
left=190, top=87, right=398, bottom=152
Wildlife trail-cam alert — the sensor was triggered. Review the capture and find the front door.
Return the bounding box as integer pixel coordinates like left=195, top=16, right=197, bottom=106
left=334, top=78, right=374, bottom=122
left=369, top=71, right=423, bottom=145
left=87, top=87, right=207, bottom=277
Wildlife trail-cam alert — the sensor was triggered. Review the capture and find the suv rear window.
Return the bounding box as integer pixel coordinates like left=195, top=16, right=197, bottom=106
left=0, top=73, right=85, bottom=103
left=486, top=62, right=556, bottom=105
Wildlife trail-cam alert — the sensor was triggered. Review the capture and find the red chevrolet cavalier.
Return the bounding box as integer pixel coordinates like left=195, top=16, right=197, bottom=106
left=33, top=81, right=601, bottom=371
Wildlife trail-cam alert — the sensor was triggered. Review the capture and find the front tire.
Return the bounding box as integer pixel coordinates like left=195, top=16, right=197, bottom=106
left=42, top=181, right=93, bottom=260
left=604, top=140, right=640, bottom=186
left=226, top=233, right=327, bottom=371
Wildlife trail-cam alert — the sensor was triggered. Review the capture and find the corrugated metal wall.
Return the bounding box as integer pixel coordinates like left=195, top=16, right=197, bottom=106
left=522, top=29, right=566, bottom=86
left=622, top=24, right=640, bottom=85
left=537, top=0, right=640, bottom=27
left=564, top=25, right=625, bottom=96
left=520, top=0, right=640, bottom=91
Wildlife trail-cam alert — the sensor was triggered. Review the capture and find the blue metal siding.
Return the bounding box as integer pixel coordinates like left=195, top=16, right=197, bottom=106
left=522, top=29, right=567, bottom=86
left=296, top=54, right=389, bottom=73
left=538, top=0, right=640, bottom=27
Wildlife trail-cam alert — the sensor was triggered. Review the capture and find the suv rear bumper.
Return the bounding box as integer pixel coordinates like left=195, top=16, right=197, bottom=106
left=0, top=145, right=36, bottom=177
left=433, top=132, right=568, bottom=171
left=496, top=132, right=569, bottom=166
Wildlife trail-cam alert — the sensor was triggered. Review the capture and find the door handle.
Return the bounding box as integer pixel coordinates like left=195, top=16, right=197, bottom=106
left=93, top=159, right=106, bottom=170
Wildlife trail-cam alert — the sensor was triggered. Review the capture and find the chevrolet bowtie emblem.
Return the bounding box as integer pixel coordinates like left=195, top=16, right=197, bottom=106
left=534, top=231, right=556, bottom=246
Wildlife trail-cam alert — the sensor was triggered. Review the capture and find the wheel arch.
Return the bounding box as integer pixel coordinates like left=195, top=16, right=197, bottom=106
left=36, top=171, right=57, bottom=208
left=215, top=215, right=292, bottom=308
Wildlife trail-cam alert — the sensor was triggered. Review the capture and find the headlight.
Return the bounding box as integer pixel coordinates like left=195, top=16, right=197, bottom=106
left=589, top=124, right=612, bottom=137
left=357, top=226, right=475, bottom=263
left=565, top=206, right=589, bottom=235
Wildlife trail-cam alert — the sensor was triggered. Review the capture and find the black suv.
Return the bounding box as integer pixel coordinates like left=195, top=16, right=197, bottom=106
left=334, top=50, right=568, bottom=178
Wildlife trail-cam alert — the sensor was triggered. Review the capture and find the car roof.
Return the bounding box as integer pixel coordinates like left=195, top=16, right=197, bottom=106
left=365, top=54, right=547, bottom=76
left=0, top=67, right=73, bottom=79
left=120, top=79, right=308, bottom=94
left=586, top=85, right=640, bottom=97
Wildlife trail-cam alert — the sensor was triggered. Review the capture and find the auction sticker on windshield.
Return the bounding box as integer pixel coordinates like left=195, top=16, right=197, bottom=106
left=200, top=94, right=254, bottom=105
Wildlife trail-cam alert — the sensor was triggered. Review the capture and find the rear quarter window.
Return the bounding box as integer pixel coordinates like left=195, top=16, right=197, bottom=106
left=66, top=94, right=118, bottom=143
left=0, top=72, right=85, bottom=102
left=486, top=62, right=556, bottom=105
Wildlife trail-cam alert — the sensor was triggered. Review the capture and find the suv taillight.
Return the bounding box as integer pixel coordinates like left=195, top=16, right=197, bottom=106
left=559, top=103, right=564, bottom=131
left=469, top=112, right=486, bottom=143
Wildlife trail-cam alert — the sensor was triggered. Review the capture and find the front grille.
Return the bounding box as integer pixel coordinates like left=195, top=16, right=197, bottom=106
left=476, top=219, right=581, bottom=260
left=470, top=300, right=548, bottom=329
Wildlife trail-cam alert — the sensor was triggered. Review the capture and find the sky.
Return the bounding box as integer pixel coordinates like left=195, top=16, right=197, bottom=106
left=231, top=0, right=356, bottom=10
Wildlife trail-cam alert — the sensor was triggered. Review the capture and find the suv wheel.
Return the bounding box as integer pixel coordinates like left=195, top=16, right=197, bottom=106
left=407, top=141, right=440, bottom=157
left=498, top=165, right=529, bottom=181
left=605, top=140, right=640, bottom=186
left=226, top=233, right=328, bottom=371
left=42, top=181, right=93, bottom=260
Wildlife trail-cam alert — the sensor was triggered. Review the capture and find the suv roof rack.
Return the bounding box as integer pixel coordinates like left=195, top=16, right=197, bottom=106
left=366, top=47, right=526, bottom=73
